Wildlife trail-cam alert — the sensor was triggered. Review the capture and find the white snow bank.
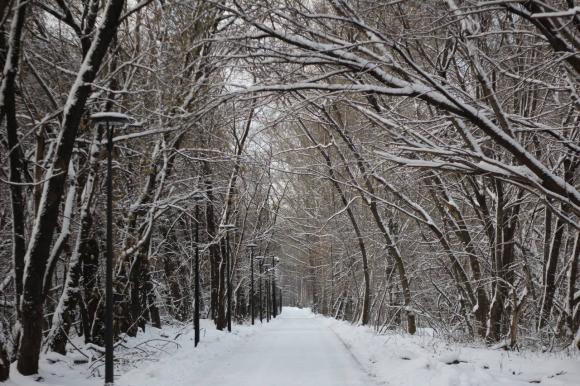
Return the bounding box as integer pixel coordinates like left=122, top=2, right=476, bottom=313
left=117, top=320, right=270, bottom=386
left=321, top=315, right=580, bottom=386
left=5, top=318, right=269, bottom=386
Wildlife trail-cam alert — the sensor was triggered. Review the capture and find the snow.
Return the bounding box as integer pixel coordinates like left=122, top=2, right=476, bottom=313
left=89, top=112, right=133, bottom=124
left=120, top=307, right=376, bottom=386
left=6, top=321, right=200, bottom=386
left=531, top=7, right=580, bottom=19
left=322, top=315, right=580, bottom=386
left=5, top=308, right=579, bottom=385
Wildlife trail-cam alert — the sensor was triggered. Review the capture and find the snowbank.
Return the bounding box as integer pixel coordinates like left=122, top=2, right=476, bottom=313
left=321, top=315, right=579, bottom=386
left=5, top=319, right=267, bottom=386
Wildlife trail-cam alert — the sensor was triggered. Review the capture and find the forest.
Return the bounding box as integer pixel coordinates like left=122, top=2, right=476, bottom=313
left=0, top=0, right=578, bottom=384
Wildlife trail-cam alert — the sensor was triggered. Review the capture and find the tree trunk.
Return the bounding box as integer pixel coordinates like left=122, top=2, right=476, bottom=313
left=487, top=183, right=521, bottom=343
left=83, top=239, right=101, bottom=343
left=430, top=176, right=489, bottom=337
left=47, top=131, right=101, bottom=353
left=539, top=153, right=575, bottom=331
left=538, top=211, right=566, bottom=330
left=0, top=323, right=9, bottom=382
left=1, top=0, right=29, bottom=334
left=17, top=0, right=125, bottom=374
left=204, top=161, right=223, bottom=328
left=566, top=232, right=580, bottom=339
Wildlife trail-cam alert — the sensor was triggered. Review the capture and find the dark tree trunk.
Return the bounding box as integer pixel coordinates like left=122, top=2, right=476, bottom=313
left=0, top=329, right=8, bottom=382
left=141, top=249, right=161, bottom=329
left=566, top=233, right=580, bottom=339
left=487, top=183, right=521, bottom=343
left=129, top=248, right=145, bottom=335
left=431, top=176, right=489, bottom=337
left=47, top=130, right=101, bottom=353
left=79, top=238, right=99, bottom=343
left=539, top=157, right=576, bottom=330
left=163, top=254, right=187, bottom=320
left=538, top=212, right=566, bottom=329
left=216, top=238, right=227, bottom=330
left=1, top=0, right=29, bottom=331
left=83, top=238, right=101, bottom=343
left=17, top=0, right=125, bottom=374
left=203, top=161, right=223, bottom=328
left=0, top=1, right=30, bottom=378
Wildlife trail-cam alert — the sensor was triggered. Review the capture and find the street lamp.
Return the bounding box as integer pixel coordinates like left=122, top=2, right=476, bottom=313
left=279, top=287, right=283, bottom=314
left=90, top=112, right=135, bottom=386
left=192, top=192, right=205, bottom=347
left=246, top=243, right=257, bottom=325
left=219, top=224, right=236, bottom=332
left=271, top=256, right=279, bottom=318
left=255, top=256, right=266, bottom=323
left=266, top=275, right=271, bottom=322
left=264, top=260, right=271, bottom=323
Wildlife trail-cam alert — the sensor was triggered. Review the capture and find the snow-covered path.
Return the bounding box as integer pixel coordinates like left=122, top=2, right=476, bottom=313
left=194, top=307, right=377, bottom=386
left=120, top=307, right=379, bottom=386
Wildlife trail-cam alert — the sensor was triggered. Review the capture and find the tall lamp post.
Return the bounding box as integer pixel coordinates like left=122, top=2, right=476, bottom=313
left=265, top=262, right=271, bottom=323
left=192, top=192, right=205, bottom=347
left=219, top=224, right=236, bottom=332
left=90, top=112, right=135, bottom=386
left=271, top=256, right=279, bottom=318
left=255, top=256, right=265, bottom=322
left=279, top=287, right=283, bottom=314
left=246, top=243, right=257, bottom=324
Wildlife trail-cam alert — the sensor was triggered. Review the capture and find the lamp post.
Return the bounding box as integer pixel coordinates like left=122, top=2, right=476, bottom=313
left=220, top=224, right=236, bottom=332
left=90, top=112, right=135, bottom=386
left=266, top=266, right=270, bottom=322
left=192, top=192, right=204, bottom=347
left=246, top=243, right=257, bottom=324
left=255, top=256, right=265, bottom=323
left=271, top=256, right=279, bottom=318
left=279, top=287, right=283, bottom=314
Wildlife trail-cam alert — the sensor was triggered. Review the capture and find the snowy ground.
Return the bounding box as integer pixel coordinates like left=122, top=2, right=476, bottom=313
left=6, top=308, right=580, bottom=385
left=120, top=307, right=375, bottom=386
left=323, top=316, right=579, bottom=386
left=6, top=318, right=250, bottom=386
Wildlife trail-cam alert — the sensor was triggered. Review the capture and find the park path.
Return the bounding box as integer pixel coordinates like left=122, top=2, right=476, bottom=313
left=191, top=307, right=377, bottom=386
left=120, top=307, right=378, bottom=386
